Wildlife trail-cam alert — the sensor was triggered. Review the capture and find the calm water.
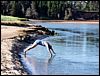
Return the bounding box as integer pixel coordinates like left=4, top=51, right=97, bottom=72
left=20, top=22, right=99, bottom=75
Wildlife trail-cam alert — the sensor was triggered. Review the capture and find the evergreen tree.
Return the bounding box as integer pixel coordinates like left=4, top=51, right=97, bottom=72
left=1, top=1, right=99, bottom=20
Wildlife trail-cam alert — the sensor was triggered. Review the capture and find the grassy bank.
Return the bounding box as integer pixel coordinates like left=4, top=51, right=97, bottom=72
left=1, top=15, right=30, bottom=27
left=1, top=15, right=28, bottom=21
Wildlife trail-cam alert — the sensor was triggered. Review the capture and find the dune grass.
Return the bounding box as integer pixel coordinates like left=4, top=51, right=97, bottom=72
left=1, top=15, right=28, bottom=21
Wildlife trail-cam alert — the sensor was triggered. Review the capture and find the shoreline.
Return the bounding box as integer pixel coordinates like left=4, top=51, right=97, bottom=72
left=1, top=25, right=29, bottom=75
left=1, top=24, right=53, bottom=75
left=28, top=19, right=99, bottom=24
left=1, top=39, right=29, bottom=75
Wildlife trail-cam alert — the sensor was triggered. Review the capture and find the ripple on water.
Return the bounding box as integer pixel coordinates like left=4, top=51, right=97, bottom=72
left=20, top=22, right=99, bottom=75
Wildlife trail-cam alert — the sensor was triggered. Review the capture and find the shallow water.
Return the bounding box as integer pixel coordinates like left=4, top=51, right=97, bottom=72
left=20, top=22, right=99, bottom=75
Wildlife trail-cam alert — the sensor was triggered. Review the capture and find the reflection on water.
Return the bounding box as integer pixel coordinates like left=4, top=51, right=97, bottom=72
left=21, top=22, right=99, bottom=75
left=21, top=54, right=56, bottom=75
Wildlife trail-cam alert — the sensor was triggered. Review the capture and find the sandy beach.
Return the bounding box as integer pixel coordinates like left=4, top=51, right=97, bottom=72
left=1, top=25, right=29, bottom=75
left=1, top=24, right=53, bottom=75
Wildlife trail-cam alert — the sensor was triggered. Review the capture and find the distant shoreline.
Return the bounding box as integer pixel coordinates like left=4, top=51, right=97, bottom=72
left=28, top=19, right=99, bottom=24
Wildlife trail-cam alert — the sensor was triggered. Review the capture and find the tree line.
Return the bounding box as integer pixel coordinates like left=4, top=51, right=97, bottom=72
left=1, top=1, right=99, bottom=20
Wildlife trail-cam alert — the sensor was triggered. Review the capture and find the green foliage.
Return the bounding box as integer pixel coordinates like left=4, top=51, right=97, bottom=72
left=9, top=1, right=16, bottom=16
left=39, top=16, right=50, bottom=20
left=1, top=1, right=99, bottom=20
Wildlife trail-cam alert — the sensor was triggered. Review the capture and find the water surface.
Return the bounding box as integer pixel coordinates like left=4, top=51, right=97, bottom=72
left=20, top=22, right=99, bottom=75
